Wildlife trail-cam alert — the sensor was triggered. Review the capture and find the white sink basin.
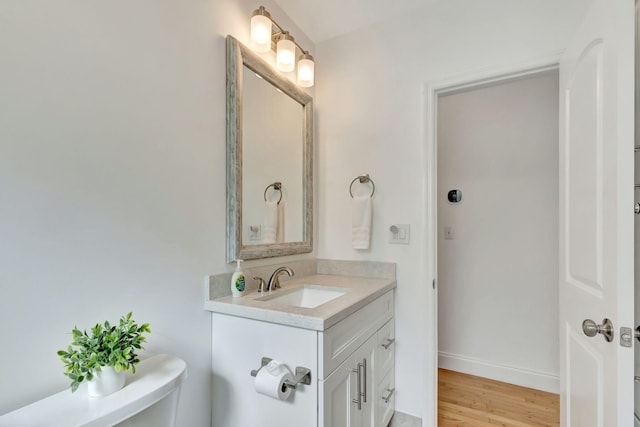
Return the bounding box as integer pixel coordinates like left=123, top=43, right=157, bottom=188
left=257, top=285, right=348, bottom=308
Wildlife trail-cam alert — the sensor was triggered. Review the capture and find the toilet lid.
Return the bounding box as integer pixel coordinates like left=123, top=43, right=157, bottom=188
left=0, top=354, right=187, bottom=427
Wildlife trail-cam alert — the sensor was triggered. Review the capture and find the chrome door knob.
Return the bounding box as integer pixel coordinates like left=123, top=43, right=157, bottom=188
left=582, top=318, right=614, bottom=342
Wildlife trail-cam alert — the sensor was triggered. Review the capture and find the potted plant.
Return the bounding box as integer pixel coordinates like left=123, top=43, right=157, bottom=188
left=57, top=312, right=151, bottom=397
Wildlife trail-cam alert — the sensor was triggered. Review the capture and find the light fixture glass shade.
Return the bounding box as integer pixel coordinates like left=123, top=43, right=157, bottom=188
left=276, top=33, right=296, bottom=72
left=297, top=53, right=315, bottom=87
left=251, top=9, right=272, bottom=53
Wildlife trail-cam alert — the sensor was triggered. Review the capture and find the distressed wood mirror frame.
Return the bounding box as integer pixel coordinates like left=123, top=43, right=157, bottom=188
left=226, top=35, right=313, bottom=262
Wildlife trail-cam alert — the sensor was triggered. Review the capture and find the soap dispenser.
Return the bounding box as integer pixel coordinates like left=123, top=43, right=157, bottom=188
left=230, top=259, right=246, bottom=297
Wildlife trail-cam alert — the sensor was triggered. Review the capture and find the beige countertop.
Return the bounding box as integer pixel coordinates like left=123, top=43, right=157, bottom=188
left=204, top=274, right=396, bottom=331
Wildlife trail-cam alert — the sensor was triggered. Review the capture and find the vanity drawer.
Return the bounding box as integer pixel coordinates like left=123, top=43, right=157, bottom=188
left=377, top=369, right=395, bottom=427
left=376, top=319, right=395, bottom=375
left=318, top=291, right=394, bottom=379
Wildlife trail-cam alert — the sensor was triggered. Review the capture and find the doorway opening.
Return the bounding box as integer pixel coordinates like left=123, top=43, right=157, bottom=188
left=433, top=68, right=560, bottom=424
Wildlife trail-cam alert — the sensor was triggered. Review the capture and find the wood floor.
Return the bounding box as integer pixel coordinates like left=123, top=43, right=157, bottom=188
left=438, top=369, right=560, bottom=427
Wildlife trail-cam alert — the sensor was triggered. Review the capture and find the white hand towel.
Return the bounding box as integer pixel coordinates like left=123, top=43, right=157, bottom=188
left=276, top=202, right=284, bottom=243
left=352, top=195, right=372, bottom=249
left=263, top=200, right=278, bottom=244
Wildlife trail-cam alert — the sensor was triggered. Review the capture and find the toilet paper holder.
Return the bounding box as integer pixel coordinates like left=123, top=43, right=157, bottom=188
left=250, top=357, right=312, bottom=390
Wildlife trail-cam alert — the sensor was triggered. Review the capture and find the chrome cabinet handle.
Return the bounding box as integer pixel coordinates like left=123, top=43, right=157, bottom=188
left=351, top=365, right=362, bottom=410
left=381, top=388, right=395, bottom=404
left=381, top=338, right=395, bottom=350
left=582, top=318, right=614, bottom=342
left=361, top=358, right=367, bottom=403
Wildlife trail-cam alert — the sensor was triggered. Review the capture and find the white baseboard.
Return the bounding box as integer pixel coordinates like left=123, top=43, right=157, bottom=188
left=438, top=351, right=559, bottom=394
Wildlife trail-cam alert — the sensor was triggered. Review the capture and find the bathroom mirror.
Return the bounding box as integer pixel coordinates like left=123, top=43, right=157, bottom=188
left=226, top=35, right=313, bottom=262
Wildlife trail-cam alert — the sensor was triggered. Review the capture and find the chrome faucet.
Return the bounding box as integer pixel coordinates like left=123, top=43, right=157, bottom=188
left=267, top=266, right=294, bottom=291
left=254, top=277, right=267, bottom=293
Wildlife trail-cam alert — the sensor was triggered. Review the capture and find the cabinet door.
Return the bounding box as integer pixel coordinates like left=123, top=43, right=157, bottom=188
left=320, top=356, right=358, bottom=427
left=355, top=334, right=377, bottom=427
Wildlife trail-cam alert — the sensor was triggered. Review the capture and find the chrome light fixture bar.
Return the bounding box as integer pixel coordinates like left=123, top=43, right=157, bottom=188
left=250, top=5, right=315, bottom=87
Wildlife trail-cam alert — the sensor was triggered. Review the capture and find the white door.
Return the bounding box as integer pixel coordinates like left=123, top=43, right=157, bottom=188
left=559, top=0, right=635, bottom=426
left=320, top=356, right=358, bottom=427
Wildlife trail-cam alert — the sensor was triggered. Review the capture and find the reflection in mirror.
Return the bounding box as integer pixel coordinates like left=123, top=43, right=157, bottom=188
left=242, top=70, right=303, bottom=245
left=226, top=35, right=313, bottom=262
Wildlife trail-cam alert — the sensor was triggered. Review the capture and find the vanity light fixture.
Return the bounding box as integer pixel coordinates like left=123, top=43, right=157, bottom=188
left=276, top=32, right=296, bottom=72
left=296, top=53, right=315, bottom=88
left=249, top=5, right=315, bottom=87
left=250, top=7, right=272, bottom=53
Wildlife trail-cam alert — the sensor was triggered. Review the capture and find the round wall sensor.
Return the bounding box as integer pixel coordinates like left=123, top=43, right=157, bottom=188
left=447, top=189, right=462, bottom=203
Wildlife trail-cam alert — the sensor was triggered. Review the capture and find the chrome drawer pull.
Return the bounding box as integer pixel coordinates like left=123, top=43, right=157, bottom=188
left=382, top=387, right=395, bottom=404
left=381, top=338, right=395, bottom=349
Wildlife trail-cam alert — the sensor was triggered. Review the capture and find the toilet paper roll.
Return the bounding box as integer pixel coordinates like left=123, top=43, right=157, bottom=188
left=254, top=360, right=293, bottom=400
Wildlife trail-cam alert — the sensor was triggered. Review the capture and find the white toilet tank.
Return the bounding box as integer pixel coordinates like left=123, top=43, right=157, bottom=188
left=0, top=354, right=187, bottom=427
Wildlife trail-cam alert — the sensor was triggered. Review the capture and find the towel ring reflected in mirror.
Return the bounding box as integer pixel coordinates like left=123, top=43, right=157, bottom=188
left=264, top=182, right=283, bottom=205
left=349, top=174, right=375, bottom=198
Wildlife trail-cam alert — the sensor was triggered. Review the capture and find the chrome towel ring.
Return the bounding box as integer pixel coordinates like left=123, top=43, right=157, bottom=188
left=349, top=174, right=375, bottom=198
left=264, top=182, right=283, bottom=204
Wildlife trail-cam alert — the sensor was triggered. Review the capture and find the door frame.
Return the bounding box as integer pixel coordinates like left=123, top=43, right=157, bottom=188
left=422, top=54, right=563, bottom=426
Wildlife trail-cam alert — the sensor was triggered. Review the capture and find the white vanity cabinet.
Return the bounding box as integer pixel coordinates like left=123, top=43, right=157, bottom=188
left=210, top=289, right=395, bottom=427
left=319, top=321, right=395, bottom=427
left=318, top=292, right=395, bottom=427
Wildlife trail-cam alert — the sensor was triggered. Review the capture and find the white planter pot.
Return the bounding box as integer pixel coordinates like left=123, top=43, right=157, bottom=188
left=87, top=366, right=125, bottom=398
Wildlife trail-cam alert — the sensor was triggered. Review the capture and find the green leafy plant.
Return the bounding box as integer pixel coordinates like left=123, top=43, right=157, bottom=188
left=57, top=312, right=151, bottom=392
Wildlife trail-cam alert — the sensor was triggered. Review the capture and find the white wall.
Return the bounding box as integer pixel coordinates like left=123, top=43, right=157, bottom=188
left=437, top=72, right=559, bottom=392
left=315, top=0, right=589, bottom=422
left=0, top=1, right=313, bottom=425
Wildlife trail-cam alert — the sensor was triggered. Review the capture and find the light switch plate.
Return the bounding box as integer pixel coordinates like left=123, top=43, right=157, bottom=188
left=248, top=224, right=262, bottom=241
left=444, top=226, right=453, bottom=240
left=389, top=224, right=410, bottom=244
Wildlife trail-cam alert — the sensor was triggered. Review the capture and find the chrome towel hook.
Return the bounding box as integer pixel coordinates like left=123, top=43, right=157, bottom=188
left=264, top=182, right=283, bottom=204
left=349, top=174, right=375, bottom=198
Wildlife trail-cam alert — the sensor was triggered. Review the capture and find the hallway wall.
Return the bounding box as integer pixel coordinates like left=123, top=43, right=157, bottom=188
left=437, top=71, right=560, bottom=392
